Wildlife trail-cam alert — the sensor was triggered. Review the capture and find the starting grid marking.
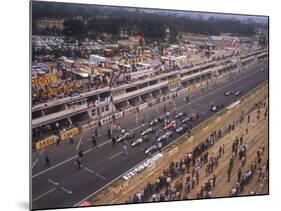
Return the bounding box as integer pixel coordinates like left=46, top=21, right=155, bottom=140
left=32, top=158, right=39, bottom=169
left=32, top=149, right=45, bottom=169
left=73, top=162, right=106, bottom=180
left=109, top=151, right=123, bottom=160
left=32, top=177, right=73, bottom=202
left=48, top=178, right=72, bottom=194
left=48, top=178, right=59, bottom=186
left=32, top=187, right=57, bottom=202
left=61, top=187, right=72, bottom=194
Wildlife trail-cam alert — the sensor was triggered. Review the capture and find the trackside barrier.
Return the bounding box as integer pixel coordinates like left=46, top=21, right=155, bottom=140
left=114, top=111, right=123, bottom=120
left=138, top=102, right=148, bottom=111
left=124, top=107, right=137, bottom=116
left=81, top=121, right=98, bottom=132
left=100, top=115, right=113, bottom=126
left=35, top=135, right=57, bottom=150
left=60, top=127, right=80, bottom=141
left=34, top=112, right=124, bottom=151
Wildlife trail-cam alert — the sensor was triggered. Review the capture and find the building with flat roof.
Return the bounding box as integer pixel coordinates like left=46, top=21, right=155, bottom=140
left=36, top=18, right=64, bottom=31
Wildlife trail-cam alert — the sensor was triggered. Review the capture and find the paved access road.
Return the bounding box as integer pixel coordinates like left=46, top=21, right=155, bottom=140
left=31, top=61, right=268, bottom=210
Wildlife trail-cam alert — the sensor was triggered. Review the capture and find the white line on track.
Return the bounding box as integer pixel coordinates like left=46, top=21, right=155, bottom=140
left=32, top=147, right=93, bottom=178
left=32, top=187, right=57, bottom=202
left=96, top=173, right=106, bottom=180
left=175, top=69, right=263, bottom=113
left=84, top=166, right=95, bottom=174
left=193, top=102, right=210, bottom=110
left=74, top=162, right=106, bottom=180
left=61, top=187, right=72, bottom=194
left=109, top=151, right=123, bottom=160
left=48, top=178, right=59, bottom=186
left=130, top=123, right=147, bottom=132
left=32, top=149, right=45, bottom=169
left=32, top=158, right=39, bottom=169
left=97, top=139, right=111, bottom=147
left=84, top=167, right=106, bottom=180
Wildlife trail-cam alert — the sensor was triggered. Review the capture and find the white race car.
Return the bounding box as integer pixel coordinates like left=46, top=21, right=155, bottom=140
left=176, top=126, right=183, bottom=133
left=116, top=132, right=134, bottom=143
left=210, top=105, right=218, bottom=112
left=141, top=127, right=154, bottom=136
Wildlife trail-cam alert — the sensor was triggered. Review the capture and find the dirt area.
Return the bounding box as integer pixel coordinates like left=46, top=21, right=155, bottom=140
left=89, top=82, right=268, bottom=205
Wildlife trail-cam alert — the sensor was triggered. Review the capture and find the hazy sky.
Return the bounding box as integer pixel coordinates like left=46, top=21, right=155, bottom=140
left=134, top=8, right=268, bottom=24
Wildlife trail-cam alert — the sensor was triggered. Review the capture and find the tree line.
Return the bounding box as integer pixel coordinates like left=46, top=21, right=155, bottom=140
left=32, top=1, right=267, bottom=42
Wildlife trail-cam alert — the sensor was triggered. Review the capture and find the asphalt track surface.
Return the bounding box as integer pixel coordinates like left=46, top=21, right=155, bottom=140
left=31, top=61, right=268, bottom=210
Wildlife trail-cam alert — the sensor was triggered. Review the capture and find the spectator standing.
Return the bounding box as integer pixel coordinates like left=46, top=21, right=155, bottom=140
left=123, top=144, right=128, bottom=156
left=77, top=157, right=81, bottom=169
left=92, top=134, right=97, bottom=149
left=95, top=128, right=98, bottom=137
left=107, top=127, right=111, bottom=139
left=112, top=137, right=116, bottom=147
left=212, top=174, right=216, bottom=188
left=237, top=168, right=242, bottom=182
left=45, top=155, right=50, bottom=167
